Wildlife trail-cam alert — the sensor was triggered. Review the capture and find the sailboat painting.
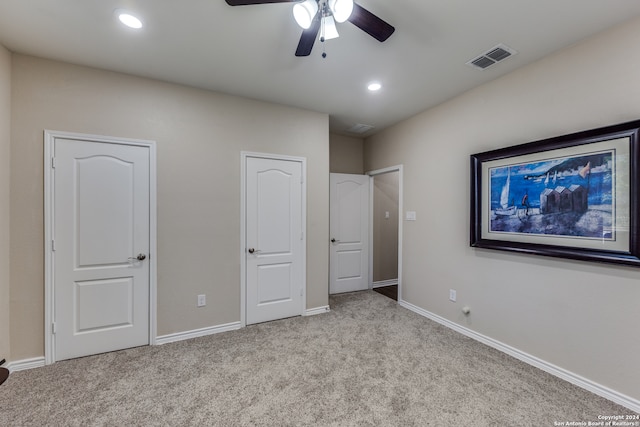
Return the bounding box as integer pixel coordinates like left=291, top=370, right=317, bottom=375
left=489, top=149, right=615, bottom=239
left=472, top=120, right=640, bottom=267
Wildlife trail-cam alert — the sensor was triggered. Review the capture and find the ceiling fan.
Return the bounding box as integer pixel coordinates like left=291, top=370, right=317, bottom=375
left=225, top=0, right=395, bottom=57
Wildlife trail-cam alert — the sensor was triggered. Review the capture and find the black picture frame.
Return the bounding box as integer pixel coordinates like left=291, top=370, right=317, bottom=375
left=470, top=119, right=640, bottom=267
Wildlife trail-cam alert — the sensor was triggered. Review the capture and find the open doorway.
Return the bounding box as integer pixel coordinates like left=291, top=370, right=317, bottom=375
left=368, top=166, right=402, bottom=302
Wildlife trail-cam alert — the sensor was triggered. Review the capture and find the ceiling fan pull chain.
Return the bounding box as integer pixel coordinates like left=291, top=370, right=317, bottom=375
left=320, top=6, right=325, bottom=43
left=320, top=12, right=327, bottom=58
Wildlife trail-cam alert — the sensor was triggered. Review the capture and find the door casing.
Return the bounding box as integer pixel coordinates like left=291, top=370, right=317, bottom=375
left=44, top=130, right=158, bottom=364
left=240, top=152, right=307, bottom=327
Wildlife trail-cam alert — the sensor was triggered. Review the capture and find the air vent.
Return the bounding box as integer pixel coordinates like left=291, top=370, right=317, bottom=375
left=467, top=43, right=517, bottom=70
left=470, top=56, right=495, bottom=69
left=347, top=123, right=374, bottom=134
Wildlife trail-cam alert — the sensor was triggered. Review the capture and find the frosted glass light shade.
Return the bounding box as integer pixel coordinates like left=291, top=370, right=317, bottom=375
left=293, top=0, right=318, bottom=29
left=328, top=0, right=353, bottom=23
left=320, top=16, right=339, bottom=40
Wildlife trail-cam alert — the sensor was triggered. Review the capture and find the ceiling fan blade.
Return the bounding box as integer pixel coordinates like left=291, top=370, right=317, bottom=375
left=295, top=16, right=321, bottom=57
left=348, top=3, right=395, bottom=42
left=225, top=0, right=295, bottom=5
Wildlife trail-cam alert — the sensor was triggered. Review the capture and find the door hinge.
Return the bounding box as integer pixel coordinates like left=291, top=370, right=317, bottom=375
left=51, top=157, right=56, bottom=169
left=52, top=322, right=56, bottom=334
left=300, top=289, right=303, bottom=297
left=300, top=231, right=304, bottom=240
left=51, top=239, right=56, bottom=251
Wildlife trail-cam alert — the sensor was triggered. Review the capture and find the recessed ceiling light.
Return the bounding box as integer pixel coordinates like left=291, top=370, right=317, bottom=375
left=116, top=10, right=143, bottom=29
left=367, top=82, right=382, bottom=92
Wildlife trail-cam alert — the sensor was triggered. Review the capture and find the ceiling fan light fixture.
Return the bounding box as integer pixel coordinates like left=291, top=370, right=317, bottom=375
left=293, top=0, right=318, bottom=29
left=328, top=0, right=353, bottom=23
left=320, top=16, right=339, bottom=40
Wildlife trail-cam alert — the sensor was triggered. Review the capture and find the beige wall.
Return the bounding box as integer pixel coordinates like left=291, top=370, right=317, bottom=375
left=329, top=133, right=363, bottom=174
left=0, top=45, right=10, bottom=361
left=372, top=172, right=398, bottom=282
left=10, top=55, right=329, bottom=360
left=364, top=18, right=640, bottom=401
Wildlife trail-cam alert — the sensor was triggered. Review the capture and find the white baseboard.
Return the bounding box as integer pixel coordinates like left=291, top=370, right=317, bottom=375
left=155, top=321, right=242, bottom=345
left=304, top=305, right=330, bottom=316
left=398, top=299, right=640, bottom=414
left=4, top=323, right=244, bottom=371
left=372, top=279, right=398, bottom=288
left=7, top=357, right=46, bottom=372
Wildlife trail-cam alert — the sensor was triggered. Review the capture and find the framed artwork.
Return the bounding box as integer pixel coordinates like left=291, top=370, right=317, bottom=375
left=470, top=120, right=640, bottom=267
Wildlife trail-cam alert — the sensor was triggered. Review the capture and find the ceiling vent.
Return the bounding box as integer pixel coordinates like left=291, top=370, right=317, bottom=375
left=347, top=123, right=374, bottom=134
left=466, top=43, right=517, bottom=70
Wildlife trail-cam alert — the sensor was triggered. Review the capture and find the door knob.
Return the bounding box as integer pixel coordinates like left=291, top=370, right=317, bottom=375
left=248, top=248, right=262, bottom=254
left=331, top=238, right=340, bottom=243
left=128, top=253, right=147, bottom=262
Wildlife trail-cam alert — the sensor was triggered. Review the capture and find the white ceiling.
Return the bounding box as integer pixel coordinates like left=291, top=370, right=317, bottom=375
left=1, top=1, right=640, bottom=137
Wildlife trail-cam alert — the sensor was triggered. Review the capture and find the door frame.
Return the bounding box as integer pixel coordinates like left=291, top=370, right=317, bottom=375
left=366, top=165, right=403, bottom=301
left=240, top=152, right=307, bottom=327
left=44, top=130, right=158, bottom=365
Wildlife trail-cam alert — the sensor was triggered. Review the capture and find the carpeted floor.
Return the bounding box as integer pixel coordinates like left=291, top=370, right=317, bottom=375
left=0, top=291, right=635, bottom=426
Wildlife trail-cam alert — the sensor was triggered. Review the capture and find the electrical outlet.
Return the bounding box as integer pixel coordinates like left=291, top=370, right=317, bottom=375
left=449, top=289, right=457, bottom=302
left=197, top=294, right=206, bottom=307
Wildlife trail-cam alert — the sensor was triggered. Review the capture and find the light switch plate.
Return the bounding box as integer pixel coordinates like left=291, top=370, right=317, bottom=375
left=405, top=211, right=416, bottom=221
left=197, top=294, right=206, bottom=307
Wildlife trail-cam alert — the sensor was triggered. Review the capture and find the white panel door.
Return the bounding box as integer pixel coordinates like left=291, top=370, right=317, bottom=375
left=330, top=173, right=370, bottom=294
left=246, top=156, right=304, bottom=325
left=54, top=138, right=150, bottom=360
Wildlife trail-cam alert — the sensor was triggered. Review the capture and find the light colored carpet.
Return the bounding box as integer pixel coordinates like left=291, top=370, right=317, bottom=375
left=0, top=291, right=634, bottom=426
